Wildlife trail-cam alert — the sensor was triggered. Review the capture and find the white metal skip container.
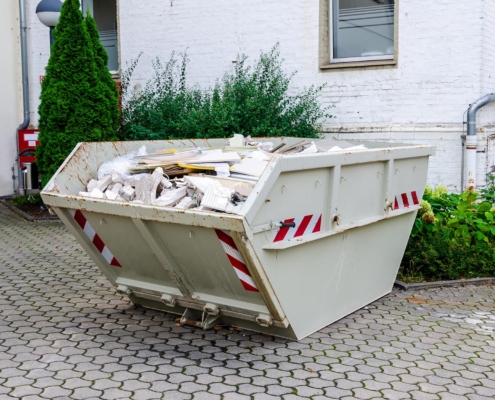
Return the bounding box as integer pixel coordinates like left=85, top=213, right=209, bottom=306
left=41, top=138, right=435, bottom=340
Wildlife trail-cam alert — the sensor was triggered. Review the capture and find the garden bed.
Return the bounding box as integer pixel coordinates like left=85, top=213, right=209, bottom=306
left=0, top=195, right=58, bottom=221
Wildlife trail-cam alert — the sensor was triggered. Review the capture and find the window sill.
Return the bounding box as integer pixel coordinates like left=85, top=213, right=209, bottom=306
left=320, top=59, right=397, bottom=70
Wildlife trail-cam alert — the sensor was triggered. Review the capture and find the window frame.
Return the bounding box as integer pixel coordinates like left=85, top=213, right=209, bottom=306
left=320, top=0, right=399, bottom=70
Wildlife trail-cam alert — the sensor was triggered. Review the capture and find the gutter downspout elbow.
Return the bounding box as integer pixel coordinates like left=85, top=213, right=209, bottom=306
left=465, top=93, right=495, bottom=190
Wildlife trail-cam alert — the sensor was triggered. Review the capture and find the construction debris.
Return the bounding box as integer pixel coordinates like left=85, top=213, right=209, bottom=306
left=77, top=135, right=369, bottom=215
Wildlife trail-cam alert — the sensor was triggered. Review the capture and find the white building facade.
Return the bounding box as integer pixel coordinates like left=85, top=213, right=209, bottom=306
left=0, top=2, right=22, bottom=197
left=3, top=0, right=495, bottom=195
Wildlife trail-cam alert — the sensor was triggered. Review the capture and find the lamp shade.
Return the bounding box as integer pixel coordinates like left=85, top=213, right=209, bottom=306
left=36, top=0, right=63, bottom=27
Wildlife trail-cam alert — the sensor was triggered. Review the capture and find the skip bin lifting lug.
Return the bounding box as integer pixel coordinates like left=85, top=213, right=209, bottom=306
left=116, top=285, right=132, bottom=295
left=256, top=314, right=273, bottom=328
left=272, top=221, right=296, bottom=228
left=160, top=294, right=177, bottom=307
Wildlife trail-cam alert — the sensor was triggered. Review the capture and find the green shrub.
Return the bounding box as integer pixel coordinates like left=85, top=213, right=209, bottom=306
left=119, top=45, right=333, bottom=141
left=37, top=0, right=118, bottom=188
left=10, top=194, right=42, bottom=207
left=399, top=185, right=495, bottom=282
left=84, top=11, right=120, bottom=136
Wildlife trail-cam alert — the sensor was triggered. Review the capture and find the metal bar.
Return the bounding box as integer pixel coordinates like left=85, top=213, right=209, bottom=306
left=278, top=146, right=435, bottom=173
left=132, top=219, right=194, bottom=297
left=383, top=159, right=394, bottom=214
left=42, top=194, right=246, bottom=232
left=326, top=165, right=340, bottom=230
left=262, top=205, right=420, bottom=251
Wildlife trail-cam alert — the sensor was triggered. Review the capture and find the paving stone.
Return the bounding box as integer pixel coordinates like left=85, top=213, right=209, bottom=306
left=0, top=204, right=494, bottom=400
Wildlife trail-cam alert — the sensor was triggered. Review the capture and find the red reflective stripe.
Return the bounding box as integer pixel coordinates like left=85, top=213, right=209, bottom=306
left=294, top=215, right=312, bottom=237
left=313, top=214, right=322, bottom=233
left=240, top=280, right=258, bottom=292
left=394, top=197, right=399, bottom=210
left=92, top=234, right=105, bottom=252
left=110, top=258, right=122, bottom=267
left=273, top=218, right=295, bottom=242
left=401, top=193, right=410, bottom=208
left=73, top=210, right=86, bottom=229
left=411, top=191, right=419, bottom=205
left=215, top=229, right=238, bottom=250
left=72, top=210, right=121, bottom=268
left=226, top=254, right=250, bottom=276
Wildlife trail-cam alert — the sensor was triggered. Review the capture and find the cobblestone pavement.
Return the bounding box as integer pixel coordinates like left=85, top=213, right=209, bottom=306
left=1, top=204, right=495, bottom=400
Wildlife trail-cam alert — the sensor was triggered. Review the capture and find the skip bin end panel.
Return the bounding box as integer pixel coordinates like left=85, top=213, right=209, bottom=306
left=143, top=221, right=267, bottom=306
left=251, top=213, right=417, bottom=340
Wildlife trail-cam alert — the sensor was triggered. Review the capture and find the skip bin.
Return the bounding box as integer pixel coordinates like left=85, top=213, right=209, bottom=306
left=41, top=137, right=435, bottom=340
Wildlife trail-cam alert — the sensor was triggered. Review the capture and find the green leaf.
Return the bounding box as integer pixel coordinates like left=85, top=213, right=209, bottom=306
left=486, top=212, right=494, bottom=221
left=478, top=202, right=491, bottom=213
left=447, top=218, right=459, bottom=225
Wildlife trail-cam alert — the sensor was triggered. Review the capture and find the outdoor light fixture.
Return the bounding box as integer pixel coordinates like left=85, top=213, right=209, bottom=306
left=36, top=0, right=63, bottom=46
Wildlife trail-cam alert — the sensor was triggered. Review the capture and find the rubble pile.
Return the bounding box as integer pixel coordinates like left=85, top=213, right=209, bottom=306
left=78, top=135, right=365, bottom=214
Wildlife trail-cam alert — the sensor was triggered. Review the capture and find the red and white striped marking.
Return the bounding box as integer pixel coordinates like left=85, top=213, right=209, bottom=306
left=215, top=230, right=258, bottom=292
left=273, top=213, right=322, bottom=242
left=394, top=191, right=420, bottom=210
left=70, top=210, right=122, bottom=268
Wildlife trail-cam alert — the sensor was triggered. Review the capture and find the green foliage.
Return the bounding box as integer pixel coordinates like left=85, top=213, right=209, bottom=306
left=10, top=194, right=42, bottom=207
left=37, top=0, right=118, bottom=188
left=479, top=173, right=495, bottom=203
left=401, top=185, right=495, bottom=282
left=119, top=45, right=333, bottom=141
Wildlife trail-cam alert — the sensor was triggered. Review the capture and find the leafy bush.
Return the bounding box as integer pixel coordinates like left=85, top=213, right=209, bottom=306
left=37, top=0, right=118, bottom=188
left=119, top=45, right=333, bottom=141
left=84, top=11, right=120, bottom=135
left=399, top=184, right=495, bottom=282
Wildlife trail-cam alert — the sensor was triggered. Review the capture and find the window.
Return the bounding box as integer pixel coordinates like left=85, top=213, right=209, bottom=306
left=81, top=0, right=119, bottom=72
left=320, top=0, right=397, bottom=68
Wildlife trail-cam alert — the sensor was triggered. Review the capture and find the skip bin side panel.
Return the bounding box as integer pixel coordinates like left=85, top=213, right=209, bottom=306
left=252, top=212, right=417, bottom=340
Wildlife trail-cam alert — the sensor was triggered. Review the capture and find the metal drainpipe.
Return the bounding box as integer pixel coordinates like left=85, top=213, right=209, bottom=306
left=466, top=93, right=495, bottom=190
left=16, top=0, right=31, bottom=195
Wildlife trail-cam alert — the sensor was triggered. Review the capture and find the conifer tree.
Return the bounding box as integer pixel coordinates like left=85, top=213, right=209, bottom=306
left=37, top=0, right=117, bottom=188
left=84, top=11, right=120, bottom=135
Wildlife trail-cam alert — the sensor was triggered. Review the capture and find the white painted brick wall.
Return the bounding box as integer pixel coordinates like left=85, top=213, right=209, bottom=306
left=0, top=1, right=22, bottom=196
left=18, top=0, right=495, bottom=194
left=118, top=0, right=491, bottom=126
left=323, top=125, right=493, bottom=193
left=26, top=0, right=51, bottom=127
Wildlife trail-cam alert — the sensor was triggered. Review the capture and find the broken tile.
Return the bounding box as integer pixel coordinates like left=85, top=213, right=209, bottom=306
left=153, top=186, right=187, bottom=206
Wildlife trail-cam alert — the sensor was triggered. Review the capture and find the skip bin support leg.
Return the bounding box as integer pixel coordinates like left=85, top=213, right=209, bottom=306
left=132, top=219, right=193, bottom=298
